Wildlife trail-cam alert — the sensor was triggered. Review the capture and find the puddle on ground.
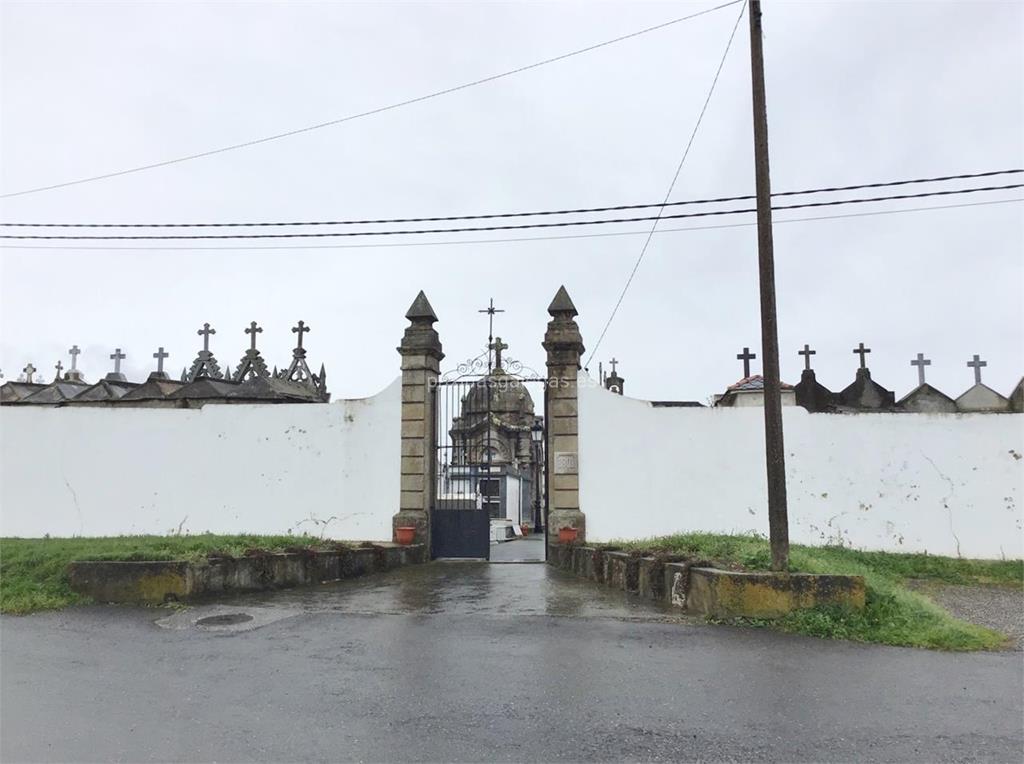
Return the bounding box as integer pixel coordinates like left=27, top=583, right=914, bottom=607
left=155, top=604, right=299, bottom=633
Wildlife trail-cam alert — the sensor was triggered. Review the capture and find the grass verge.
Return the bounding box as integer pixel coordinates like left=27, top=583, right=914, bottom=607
left=0, top=534, right=330, bottom=615
left=612, top=532, right=1022, bottom=651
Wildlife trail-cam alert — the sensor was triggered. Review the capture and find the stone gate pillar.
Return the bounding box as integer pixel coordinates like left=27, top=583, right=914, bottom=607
left=543, top=285, right=586, bottom=543
left=393, top=291, right=443, bottom=546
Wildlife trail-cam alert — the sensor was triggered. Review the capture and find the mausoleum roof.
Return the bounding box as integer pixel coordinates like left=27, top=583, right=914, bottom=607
left=2, top=319, right=330, bottom=407
left=727, top=375, right=794, bottom=392
left=461, top=368, right=536, bottom=419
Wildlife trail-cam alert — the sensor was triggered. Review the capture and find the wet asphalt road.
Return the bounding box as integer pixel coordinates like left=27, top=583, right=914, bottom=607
left=2, top=562, right=1022, bottom=763
left=489, top=536, right=546, bottom=563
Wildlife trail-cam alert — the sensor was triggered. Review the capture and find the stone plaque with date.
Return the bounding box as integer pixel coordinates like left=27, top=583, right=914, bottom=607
left=554, top=452, right=578, bottom=474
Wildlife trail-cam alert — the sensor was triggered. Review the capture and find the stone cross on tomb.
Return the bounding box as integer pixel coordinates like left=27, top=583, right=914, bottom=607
left=967, top=354, right=987, bottom=385
left=798, top=344, right=816, bottom=371
left=54, top=360, right=64, bottom=380
left=610, top=357, right=619, bottom=374
left=198, top=323, right=216, bottom=353
left=235, top=321, right=270, bottom=382
left=185, top=322, right=225, bottom=382
left=853, top=342, right=871, bottom=369
left=911, top=353, right=931, bottom=386
left=110, top=348, right=126, bottom=375
left=68, top=344, right=81, bottom=371
left=153, top=347, right=169, bottom=373
left=292, top=320, right=310, bottom=350
left=246, top=321, right=263, bottom=350
left=23, top=363, right=36, bottom=383
left=490, top=337, right=509, bottom=368
left=736, top=347, right=757, bottom=378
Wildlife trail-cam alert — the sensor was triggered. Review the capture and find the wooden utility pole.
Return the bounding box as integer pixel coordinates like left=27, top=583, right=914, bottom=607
left=748, top=0, right=789, bottom=571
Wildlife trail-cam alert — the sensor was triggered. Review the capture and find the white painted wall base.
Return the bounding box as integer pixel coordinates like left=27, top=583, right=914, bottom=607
left=0, top=378, right=401, bottom=540
left=579, top=382, right=1023, bottom=560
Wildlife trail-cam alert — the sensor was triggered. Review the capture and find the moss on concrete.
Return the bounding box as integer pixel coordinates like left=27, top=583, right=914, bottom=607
left=1, top=535, right=358, bottom=613
left=611, top=533, right=1015, bottom=651
left=687, top=568, right=866, bottom=619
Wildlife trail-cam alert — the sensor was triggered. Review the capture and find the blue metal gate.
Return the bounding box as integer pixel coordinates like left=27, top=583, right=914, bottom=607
left=430, top=508, right=490, bottom=559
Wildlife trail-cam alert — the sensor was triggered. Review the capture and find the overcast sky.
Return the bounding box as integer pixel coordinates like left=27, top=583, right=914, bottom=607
left=1, top=0, right=1021, bottom=403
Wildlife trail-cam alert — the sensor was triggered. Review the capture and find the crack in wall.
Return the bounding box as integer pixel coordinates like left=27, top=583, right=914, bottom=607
left=923, top=453, right=961, bottom=558
left=290, top=512, right=369, bottom=539
left=62, top=474, right=84, bottom=536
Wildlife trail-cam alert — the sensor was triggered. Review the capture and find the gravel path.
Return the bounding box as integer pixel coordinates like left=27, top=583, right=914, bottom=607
left=908, top=580, right=1024, bottom=650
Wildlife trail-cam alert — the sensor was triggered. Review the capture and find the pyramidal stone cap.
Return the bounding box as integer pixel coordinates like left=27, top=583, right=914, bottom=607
left=405, top=290, right=438, bottom=323
left=548, top=285, right=577, bottom=317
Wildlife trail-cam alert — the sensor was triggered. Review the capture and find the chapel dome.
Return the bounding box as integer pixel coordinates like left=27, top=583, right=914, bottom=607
left=460, top=367, right=536, bottom=427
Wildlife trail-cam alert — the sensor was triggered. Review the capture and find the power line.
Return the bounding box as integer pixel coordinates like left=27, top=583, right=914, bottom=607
left=3, top=183, right=1020, bottom=239
left=0, top=1, right=744, bottom=201
left=586, top=0, right=746, bottom=368
left=1, top=197, right=1018, bottom=251
left=5, top=168, right=1018, bottom=228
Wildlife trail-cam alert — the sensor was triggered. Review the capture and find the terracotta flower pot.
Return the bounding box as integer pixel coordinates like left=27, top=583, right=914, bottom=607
left=558, top=527, right=578, bottom=544
left=520, top=524, right=531, bottom=536
left=396, top=526, right=417, bottom=545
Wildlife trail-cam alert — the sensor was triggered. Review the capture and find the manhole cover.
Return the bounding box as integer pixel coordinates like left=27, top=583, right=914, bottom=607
left=196, top=613, right=253, bottom=627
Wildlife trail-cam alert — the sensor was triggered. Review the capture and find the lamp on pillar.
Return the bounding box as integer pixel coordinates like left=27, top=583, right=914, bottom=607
left=530, top=419, right=544, bottom=533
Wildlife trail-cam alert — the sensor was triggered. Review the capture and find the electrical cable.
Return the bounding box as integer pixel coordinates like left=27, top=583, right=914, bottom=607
left=587, top=0, right=746, bottom=367
left=0, top=0, right=744, bottom=200
left=2, top=183, right=1019, bottom=239
left=5, top=168, right=1017, bottom=228
left=1, top=197, right=1018, bottom=250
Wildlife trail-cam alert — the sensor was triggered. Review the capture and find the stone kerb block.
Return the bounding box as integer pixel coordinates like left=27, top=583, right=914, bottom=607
left=195, top=553, right=312, bottom=594
left=664, top=563, right=690, bottom=608
left=66, top=560, right=193, bottom=604
left=67, top=545, right=429, bottom=604
left=341, top=547, right=380, bottom=578
left=309, top=551, right=342, bottom=583
left=602, top=551, right=639, bottom=592
left=588, top=548, right=606, bottom=583
left=686, top=568, right=866, bottom=619
left=637, top=558, right=665, bottom=601
left=555, top=544, right=574, bottom=571
left=572, top=546, right=596, bottom=579
left=602, top=552, right=624, bottom=589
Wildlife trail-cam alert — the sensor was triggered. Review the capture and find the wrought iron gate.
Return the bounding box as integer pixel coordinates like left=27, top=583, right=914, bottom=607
left=431, top=349, right=546, bottom=560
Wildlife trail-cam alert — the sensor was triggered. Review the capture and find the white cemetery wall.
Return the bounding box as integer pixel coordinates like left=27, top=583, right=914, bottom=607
left=0, top=378, right=401, bottom=540
left=579, top=380, right=1023, bottom=559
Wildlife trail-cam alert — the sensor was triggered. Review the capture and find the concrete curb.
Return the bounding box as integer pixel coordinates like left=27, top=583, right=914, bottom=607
left=548, top=543, right=865, bottom=618
left=67, top=543, right=428, bottom=604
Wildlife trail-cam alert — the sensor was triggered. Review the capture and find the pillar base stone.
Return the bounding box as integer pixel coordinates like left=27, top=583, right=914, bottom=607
left=392, top=510, right=430, bottom=547
left=547, top=509, right=586, bottom=543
